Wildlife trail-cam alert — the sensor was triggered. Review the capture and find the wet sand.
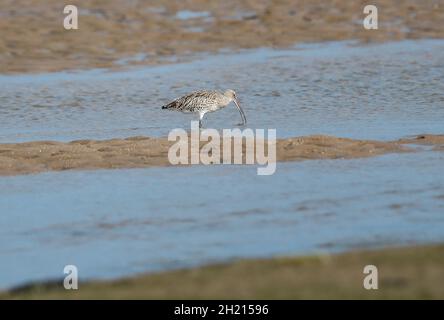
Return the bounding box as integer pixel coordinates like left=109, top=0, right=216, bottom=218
left=1, top=134, right=443, bottom=176
left=3, top=244, right=444, bottom=299
left=1, top=0, right=443, bottom=74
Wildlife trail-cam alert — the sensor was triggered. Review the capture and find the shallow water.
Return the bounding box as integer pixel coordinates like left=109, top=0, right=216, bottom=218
left=0, top=40, right=443, bottom=143
left=1, top=151, right=444, bottom=289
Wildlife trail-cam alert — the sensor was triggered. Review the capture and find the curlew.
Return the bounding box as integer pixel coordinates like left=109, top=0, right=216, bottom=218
left=161, top=89, right=247, bottom=128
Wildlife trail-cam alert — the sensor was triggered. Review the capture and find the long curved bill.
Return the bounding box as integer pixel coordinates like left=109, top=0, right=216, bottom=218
left=234, top=98, right=247, bottom=126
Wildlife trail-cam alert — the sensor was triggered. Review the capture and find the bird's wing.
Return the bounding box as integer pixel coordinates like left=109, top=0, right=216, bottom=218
left=162, top=90, right=219, bottom=111
left=178, top=91, right=219, bottom=110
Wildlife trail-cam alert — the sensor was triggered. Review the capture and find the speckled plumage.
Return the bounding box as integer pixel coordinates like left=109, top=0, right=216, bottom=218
left=162, top=89, right=247, bottom=127
left=162, top=90, right=227, bottom=113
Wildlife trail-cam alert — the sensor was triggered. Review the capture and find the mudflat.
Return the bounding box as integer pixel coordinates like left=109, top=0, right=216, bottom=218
left=1, top=0, right=443, bottom=74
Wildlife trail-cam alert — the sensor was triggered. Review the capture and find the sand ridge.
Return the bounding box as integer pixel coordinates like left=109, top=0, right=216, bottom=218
left=2, top=134, right=442, bottom=176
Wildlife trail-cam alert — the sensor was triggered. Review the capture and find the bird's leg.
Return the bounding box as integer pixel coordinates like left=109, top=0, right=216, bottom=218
left=199, top=112, right=204, bottom=129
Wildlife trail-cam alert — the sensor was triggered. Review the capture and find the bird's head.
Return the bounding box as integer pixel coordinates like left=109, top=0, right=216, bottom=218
left=224, top=89, right=236, bottom=100
left=224, top=89, right=247, bottom=126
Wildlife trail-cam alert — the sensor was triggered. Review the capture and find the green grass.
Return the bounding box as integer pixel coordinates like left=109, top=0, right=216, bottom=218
left=2, top=244, right=444, bottom=299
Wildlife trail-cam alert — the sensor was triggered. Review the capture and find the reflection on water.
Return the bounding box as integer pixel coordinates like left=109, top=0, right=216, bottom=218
left=0, top=40, right=443, bottom=143
left=1, top=151, right=444, bottom=289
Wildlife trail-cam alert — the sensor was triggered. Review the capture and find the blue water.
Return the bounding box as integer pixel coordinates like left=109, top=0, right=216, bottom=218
left=175, top=10, right=212, bottom=20
left=0, top=39, right=443, bottom=143
left=1, top=151, right=444, bottom=289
